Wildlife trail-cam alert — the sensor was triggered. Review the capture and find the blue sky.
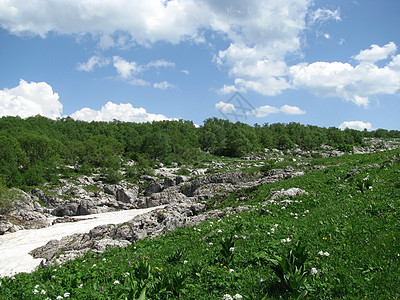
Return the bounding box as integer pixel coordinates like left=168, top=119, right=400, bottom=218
left=1, top=0, right=400, bottom=130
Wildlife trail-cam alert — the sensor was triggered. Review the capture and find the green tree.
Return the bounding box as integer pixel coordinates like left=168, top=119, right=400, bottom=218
left=0, top=136, right=26, bottom=187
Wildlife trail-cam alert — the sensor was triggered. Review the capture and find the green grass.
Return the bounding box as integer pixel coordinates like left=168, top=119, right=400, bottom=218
left=1, top=150, right=400, bottom=299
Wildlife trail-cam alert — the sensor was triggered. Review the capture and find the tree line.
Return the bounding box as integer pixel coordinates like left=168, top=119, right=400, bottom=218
left=0, top=115, right=399, bottom=189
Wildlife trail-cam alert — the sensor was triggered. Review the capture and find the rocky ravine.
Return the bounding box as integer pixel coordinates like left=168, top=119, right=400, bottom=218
left=0, top=162, right=308, bottom=272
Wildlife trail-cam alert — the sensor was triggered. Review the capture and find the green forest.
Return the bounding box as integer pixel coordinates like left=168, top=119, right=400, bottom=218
left=0, top=115, right=399, bottom=190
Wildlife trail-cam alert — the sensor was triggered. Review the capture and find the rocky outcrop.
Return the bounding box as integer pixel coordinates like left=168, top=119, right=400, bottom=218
left=0, top=189, right=51, bottom=234
left=30, top=199, right=254, bottom=265
left=182, top=171, right=262, bottom=197
left=30, top=186, right=309, bottom=265
left=1, top=161, right=308, bottom=236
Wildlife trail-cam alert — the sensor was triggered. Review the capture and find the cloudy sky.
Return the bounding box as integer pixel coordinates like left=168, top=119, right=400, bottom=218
left=1, top=0, right=399, bottom=130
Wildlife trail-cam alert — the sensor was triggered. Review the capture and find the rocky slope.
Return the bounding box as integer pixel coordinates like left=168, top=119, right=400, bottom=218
left=1, top=139, right=399, bottom=268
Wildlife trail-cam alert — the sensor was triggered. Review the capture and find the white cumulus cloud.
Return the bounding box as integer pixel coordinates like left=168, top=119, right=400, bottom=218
left=2, top=2, right=398, bottom=107
left=215, top=101, right=236, bottom=114
left=354, top=42, right=397, bottom=63
left=253, top=104, right=305, bottom=117
left=253, top=105, right=280, bottom=117
left=0, top=80, right=62, bottom=119
left=113, top=56, right=143, bottom=79
left=70, top=101, right=176, bottom=123
left=280, top=104, right=306, bottom=115
left=77, top=56, right=110, bottom=72
left=0, top=0, right=312, bottom=96
left=338, top=121, right=373, bottom=131
left=289, top=44, right=400, bottom=107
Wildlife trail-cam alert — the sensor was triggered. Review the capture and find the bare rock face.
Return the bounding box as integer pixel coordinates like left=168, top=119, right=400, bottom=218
left=0, top=189, right=51, bottom=235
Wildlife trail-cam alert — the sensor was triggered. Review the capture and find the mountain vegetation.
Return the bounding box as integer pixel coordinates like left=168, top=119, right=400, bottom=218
left=1, top=115, right=399, bottom=191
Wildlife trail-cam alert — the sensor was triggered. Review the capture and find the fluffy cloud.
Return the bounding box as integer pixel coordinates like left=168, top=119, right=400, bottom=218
left=2, top=2, right=398, bottom=106
left=280, top=104, right=306, bottom=115
left=70, top=101, right=176, bottom=122
left=112, top=56, right=174, bottom=85
left=254, top=104, right=305, bottom=117
left=153, top=81, right=175, bottom=90
left=113, top=56, right=143, bottom=79
left=0, top=80, right=62, bottom=119
left=215, top=101, right=236, bottom=114
left=290, top=43, right=400, bottom=107
left=0, top=0, right=312, bottom=96
left=253, top=105, right=280, bottom=117
left=0, top=81, right=176, bottom=123
left=77, top=56, right=110, bottom=72
left=338, top=121, right=373, bottom=131
left=354, top=42, right=397, bottom=63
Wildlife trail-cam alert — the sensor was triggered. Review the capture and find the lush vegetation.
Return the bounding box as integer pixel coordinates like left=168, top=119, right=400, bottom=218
left=1, top=149, right=399, bottom=299
left=1, top=115, right=399, bottom=191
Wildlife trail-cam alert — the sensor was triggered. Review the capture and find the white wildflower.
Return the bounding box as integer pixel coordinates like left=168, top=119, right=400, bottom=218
left=233, top=294, right=243, bottom=299
left=41, top=289, right=46, bottom=295
left=217, top=229, right=223, bottom=233
left=183, top=260, right=188, bottom=264
left=274, top=224, right=279, bottom=228
left=113, top=280, right=120, bottom=285
left=124, top=272, right=130, bottom=277
left=33, top=289, right=39, bottom=294
left=56, top=296, right=63, bottom=300
left=311, top=268, right=318, bottom=275
left=64, top=292, right=70, bottom=298
left=229, top=247, right=235, bottom=252
left=229, top=269, right=234, bottom=273
left=78, top=284, right=83, bottom=289
left=209, top=242, right=214, bottom=246
left=222, top=294, right=233, bottom=300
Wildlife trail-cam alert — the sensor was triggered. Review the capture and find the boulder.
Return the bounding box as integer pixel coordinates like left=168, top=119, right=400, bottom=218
left=116, top=186, right=139, bottom=203
left=144, top=182, right=163, bottom=196
left=270, top=188, right=309, bottom=200
left=163, top=177, right=175, bottom=189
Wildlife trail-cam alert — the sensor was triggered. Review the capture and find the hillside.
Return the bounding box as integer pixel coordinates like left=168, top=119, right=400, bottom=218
left=0, top=147, right=399, bottom=299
